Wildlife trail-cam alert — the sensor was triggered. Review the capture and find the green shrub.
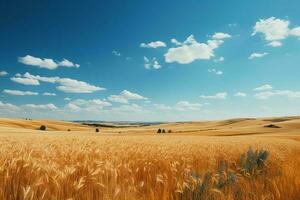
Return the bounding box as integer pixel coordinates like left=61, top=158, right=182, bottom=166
left=239, top=147, right=269, bottom=177
left=180, top=148, right=270, bottom=199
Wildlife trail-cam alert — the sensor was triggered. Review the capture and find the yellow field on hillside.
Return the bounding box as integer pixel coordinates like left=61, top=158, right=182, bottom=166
left=0, top=117, right=300, bottom=199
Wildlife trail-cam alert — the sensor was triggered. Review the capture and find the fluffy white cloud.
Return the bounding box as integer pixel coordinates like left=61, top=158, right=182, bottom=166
left=11, top=75, right=40, bottom=85
left=253, top=84, right=272, bottom=91
left=200, top=92, right=227, bottom=100
left=212, top=32, right=231, bottom=40
left=66, top=99, right=111, bottom=112
left=43, top=92, right=56, bottom=96
left=290, top=27, right=300, bottom=36
left=254, top=90, right=300, bottom=99
left=107, top=95, right=128, bottom=104
left=252, top=17, right=290, bottom=41
left=234, top=92, right=247, bottom=97
left=64, top=97, right=71, bottom=101
left=0, top=101, right=59, bottom=114
left=268, top=41, right=282, bottom=47
left=248, top=52, right=268, bottom=60
left=56, top=78, right=104, bottom=93
left=154, top=104, right=172, bottom=111
left=112, top=50, right=121, bottom=56
left=208, top=68, right=223, bottom=75
left=111, top=104, right=143, bottom=113
left=140, top=41, right=166, bottom=48
left=0, top=71, right=8, bottom=76
left=144, top=57, right=161, bottom=70
left=175, top=101, right=202, bottom=111
left=11, top=73, right=105, bottom=93
left=108, top=90, right=147, bottom=104
left=171, top=38, right=182, bottom=46
left=252, top=17, right=300, bottom=47
left=214, top=57, right=224, bottom=63
left=3, top=89, right=38, bottom=96
left=65, top=103, right=81, bottom=111
left=23, top=103, right=58, bottom=110
left=58, top=59, right=80, bottom=68
left=164, top=33, right=230, bottom=64
left=23, top=73, right=58, bottom=83
left=18, top=55, right=80, bottom=70
left=0, top=101, right=19, bottom=111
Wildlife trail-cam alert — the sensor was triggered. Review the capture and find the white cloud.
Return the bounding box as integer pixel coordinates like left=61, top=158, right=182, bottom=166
left=23, top=72, right=58, bottom=83
left=112, top=50, right=121, bottom=56
left=3, top=89, right=38, bottom=96
left=65, top=103, right=81, bottom=111
left=214, top=57, right=224, bottom=63
left=56, top=78, right=104, bottom=93
left=234, top=92, right=247, bottom=97
left=58, top=59, right=80, bottom=68
left=0, top=101, right=59, bottom=114
left=64, top=97, right=71, bottom=101
left=66, top=99, right=111, bottom=112
left=43, top=92, right=56, bottom=96
left=175, top=101, right=202, bottom=111
left=253, top=84, right=273, bottom=91
left=154, top=104, right=172, bottom=111
left=11, top=75, right=40, bottom=86
left=0, top=71, right=8, bottom=76
left=267, top=41, right=282, bottom=47
left=108, top=90, right=147, bottom=104
left=171, top=38, right=182, bottom=46
left=120, top=90, right=147, bottom=100
left=140, top=41, right=166, bottom=48
left=111, top=104, right=143, bottom=113
left=290, top=27, right=300, bottom=36
left=252, top=17, right=290, bottom=41
left=144, top=57, right=161, bottom=70
left=248, top=52, right=268, bottom=60
left=254, top=90, right=300, bottom=99
left=0, top=101, right=19, bottom=111
left=208, top=68, right=223, bottom=75
left=23, top=103, right=58, bottom=110
left=107, top=95, right=128, bottom=104
left=212, top=32, right=231, bottom=40
left=164, top=33, right=230, bottom=64
left=200, top=92, right=227, bottom=100
left=252, top=17, right=300, bottom=47
left=18, top=55, right=80, bottom=70
left=11, top=72, right=105, bottom=93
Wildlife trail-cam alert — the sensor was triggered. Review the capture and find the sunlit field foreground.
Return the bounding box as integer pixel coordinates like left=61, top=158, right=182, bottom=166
left=0, top=118, right=300, bottom=199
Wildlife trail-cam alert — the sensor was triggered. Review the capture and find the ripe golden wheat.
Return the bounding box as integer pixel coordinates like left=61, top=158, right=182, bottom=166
left=0, top=132, right=299, bottom=200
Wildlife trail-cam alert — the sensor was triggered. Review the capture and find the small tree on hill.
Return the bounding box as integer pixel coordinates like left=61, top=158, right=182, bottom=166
left=40, top=125, right=46, bottom=131
left=157, top=129, right=162, bottom=133
left=96, top=128, right=100, bottom=133
left=162, top=129, right=166, bottom=133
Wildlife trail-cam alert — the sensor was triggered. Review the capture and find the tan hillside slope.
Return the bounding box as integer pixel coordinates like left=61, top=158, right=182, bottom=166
left=137, top=116, right=300, bottom=136
left=0, top=118, right=91, bottom=131
left=0, top=116, right=300, bottom=136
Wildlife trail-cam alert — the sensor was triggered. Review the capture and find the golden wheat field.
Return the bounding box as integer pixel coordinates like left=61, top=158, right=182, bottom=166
left=0, top=117, right=300, bottom=200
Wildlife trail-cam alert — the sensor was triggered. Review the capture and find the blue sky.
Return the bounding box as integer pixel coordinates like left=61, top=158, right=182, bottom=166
left=1, top=0, right=300, bottom=121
